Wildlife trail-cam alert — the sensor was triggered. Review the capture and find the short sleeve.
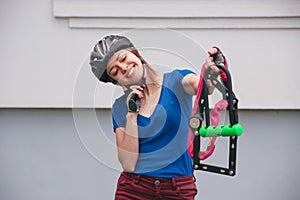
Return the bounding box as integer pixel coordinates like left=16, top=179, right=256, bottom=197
left=112, top=96, right=127, bottom=133
left=176, top=69, right=195, bottom=77
left=171, top=69, right=196, bottom=95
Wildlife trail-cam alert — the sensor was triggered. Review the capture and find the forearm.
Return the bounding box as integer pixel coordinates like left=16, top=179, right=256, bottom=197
left=116, top=112, right=139, bottom=172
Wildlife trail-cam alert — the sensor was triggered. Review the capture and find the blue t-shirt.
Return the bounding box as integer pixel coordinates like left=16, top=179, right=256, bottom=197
left=112, top=69, right=194, bottom=178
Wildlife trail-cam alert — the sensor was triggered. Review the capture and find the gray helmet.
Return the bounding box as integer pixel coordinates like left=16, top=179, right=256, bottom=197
left=89, top=35, right=134, bottom=84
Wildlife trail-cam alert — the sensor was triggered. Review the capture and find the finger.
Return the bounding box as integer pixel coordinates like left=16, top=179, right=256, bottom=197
left=210, top=65, right=220, bottom=73
left=131, top=85, right=144, bottom=89
left=206, top=79, right=213, bottom=87
left=208, top=48, right=218, bottom=56
left=137, top=92, right=144, bottom=99
left=132, top=89, right=144, bottom=98
left=204, top=57, right=214, bottom=66
left=136, top=86, right=144, bottom=91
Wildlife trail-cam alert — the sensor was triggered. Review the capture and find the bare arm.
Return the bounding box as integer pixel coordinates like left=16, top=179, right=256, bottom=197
left=182, top=56, right=217, bottom=95
left=115, top=112, right=139, bottom=172
left=182, top=48, right=224, bottom=95
left=182, top=73, right=216, bottom=95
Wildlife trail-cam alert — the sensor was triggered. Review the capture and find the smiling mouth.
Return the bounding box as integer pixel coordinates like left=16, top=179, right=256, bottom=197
left=127, top=65, right=136, bottom=78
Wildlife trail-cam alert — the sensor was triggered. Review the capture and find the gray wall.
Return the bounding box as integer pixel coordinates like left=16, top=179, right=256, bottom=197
left=1, top=109, right=299, bottom=200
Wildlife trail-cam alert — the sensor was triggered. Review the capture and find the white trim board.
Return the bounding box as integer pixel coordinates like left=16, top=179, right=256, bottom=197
left=53, top=0, right=300, bottom=29
left=53, top=0, right=300, bottom=18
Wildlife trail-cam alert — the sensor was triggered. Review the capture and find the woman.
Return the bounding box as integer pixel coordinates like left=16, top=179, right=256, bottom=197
left=89, top=35, right=222, bottom=199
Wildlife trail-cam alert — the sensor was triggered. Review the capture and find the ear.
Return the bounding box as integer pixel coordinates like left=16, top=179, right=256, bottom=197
left=130, top=48, right=145, bottom=64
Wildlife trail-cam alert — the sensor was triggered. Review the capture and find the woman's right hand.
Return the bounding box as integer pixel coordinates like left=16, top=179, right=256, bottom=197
left=123, top=85, right=144, bottom=98
left=123, top=85, right=144, bottom=113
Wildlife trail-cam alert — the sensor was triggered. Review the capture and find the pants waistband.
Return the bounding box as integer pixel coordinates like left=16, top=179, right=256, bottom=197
left=122, top=172, right=195, bottom=185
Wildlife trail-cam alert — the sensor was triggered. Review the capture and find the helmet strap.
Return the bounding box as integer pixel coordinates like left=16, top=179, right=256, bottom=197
left=139, top=64, right=147, bottom=87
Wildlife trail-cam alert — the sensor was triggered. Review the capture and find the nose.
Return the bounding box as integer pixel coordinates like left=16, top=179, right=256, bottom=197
left=119, top=63, right=129, bottom=74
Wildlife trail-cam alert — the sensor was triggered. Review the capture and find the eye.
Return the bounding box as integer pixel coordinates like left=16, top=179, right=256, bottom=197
left=112, top=68, right=119, bottom=76
left=120, top=54, right=126, bottom=62
left=109, top=67, right=118, bottom=77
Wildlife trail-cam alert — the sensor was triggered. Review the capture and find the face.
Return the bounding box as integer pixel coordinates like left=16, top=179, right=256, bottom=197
left=106, top=49, right=144, bottom=86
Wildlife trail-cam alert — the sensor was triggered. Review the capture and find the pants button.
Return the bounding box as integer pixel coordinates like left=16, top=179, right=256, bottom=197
left=154, top=180, right=160, bottom=186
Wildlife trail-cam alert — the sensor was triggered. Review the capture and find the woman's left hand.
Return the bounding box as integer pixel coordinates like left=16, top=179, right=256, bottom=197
left=206, top=47, right=225, bottom=73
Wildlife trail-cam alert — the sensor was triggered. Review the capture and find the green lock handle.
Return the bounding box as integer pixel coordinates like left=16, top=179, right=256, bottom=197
left=200, top=124, right=243, bottom=137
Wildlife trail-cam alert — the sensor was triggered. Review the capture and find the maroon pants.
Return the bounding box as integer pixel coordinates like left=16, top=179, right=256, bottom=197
left=115, top=172, right=198, bottom=200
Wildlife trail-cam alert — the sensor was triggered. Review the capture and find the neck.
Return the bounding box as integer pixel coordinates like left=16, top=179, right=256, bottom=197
left=143, top=71, right=163, bottom=97
left=138, top=72, right=163, bottom=117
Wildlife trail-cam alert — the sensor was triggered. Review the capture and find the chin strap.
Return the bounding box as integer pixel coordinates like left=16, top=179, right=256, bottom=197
left=139, top=64, right=147, bottom=87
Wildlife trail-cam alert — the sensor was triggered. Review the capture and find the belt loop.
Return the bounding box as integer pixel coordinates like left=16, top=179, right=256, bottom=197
left=171, top=177, right=177, bottom=189
left=134, top=174, right=141, bottom=184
